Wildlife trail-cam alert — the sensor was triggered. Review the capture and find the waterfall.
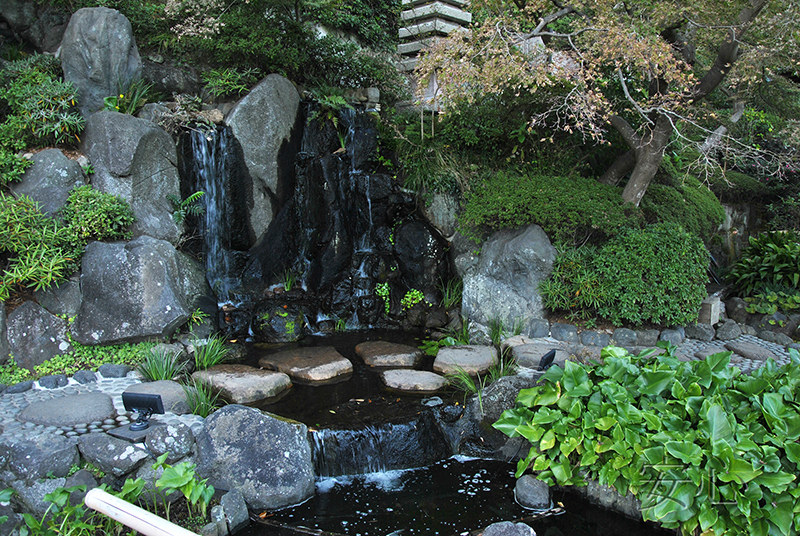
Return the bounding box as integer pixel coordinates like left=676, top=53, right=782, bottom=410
left=310, top=413, right=451, bottom=477
left=186, top=127, right=239, bottom=304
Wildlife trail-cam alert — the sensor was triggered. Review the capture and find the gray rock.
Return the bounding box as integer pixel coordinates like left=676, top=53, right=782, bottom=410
left=38, top=374, right=68, bottom=389
left=199, top=522, right=219, bottom=536
left=483, top=522, right=536, bottom=536
left=125, top=380, right=190, bottom=414
left=636, top=329, right=660, bottom=347
left=355, top=341, right=423, bottom=367
left=142, top=56, right=201, bottom=97
left=458, top=224, right=556, bottom=328
left=514, top=474, right=550, bottom=510
left=210, top=505, right=227, bottom=536
left=65, top=469, right=98, bottom=506
left=220, top=489, right=249, bottom=534
left=699, top=296, right=721, bottom=325
left=570, top=477, right=641, bottom=520
left=24, top=6, right=70, bottom=53
left=433, top=345, right=498, bottom=376
left=550, top=323, right=578, bottom=343
left=195, top=405, right=315, bottom=510
left=580, top=330, right=610, bottom=347
left=78, top=434, right=149, bottom=477
left=72, top=237, right=208, bottom=345
left=510, top=344, right=568, bottom=370
left=98, top=364, right=131, bottom=378
left=694, top=346, right=727, bottom=360
left=523, top=318, right=550, bottom=338
left=10, top=149, right=84, bottom=217
left=0, top=501, right=20, bottom=536
left=12, top=478, right=66, bottom=518
left=380, top=369, right=447, bottom=392
left=5, top=381, right=33, bottom=394
left=145, top=422, right=195, bottom=464
left=34, top=275, right=82, bottom=319
left=394, top=221, right=451, bottom=303
left=81, top=111, right=181, bottom=244
left=659, top=329, right=684, bottom=346
left=258, top=347, right=353, bottom=382
left=758, top=331, right=794, bottom=346
left=226, top=74, right=301, bottom=240
left=725, top=297, right=750, bottom=325
left=0, top=302, right=8, bottom=366
left=7, top=435, right=79, bottom=480
left=0, top=0, right=38, bottom=42
left=419, top=190, right=459, bottom=238
left=6, top=301, right=72, bottom=372
left=18, top=393, right=115, bottom=427
left=740, top=324, right=757, bottom=336
left=610, top=328, right=637, bottom=347
left=72, top=370, right=97, bottom=384
left=192, top=365, right=292, bottom=404
left=715, top=319, right=742, bottom=341
left=60, top=7, right=142, bottom=118
left=684, top=323, right=715, bottom=341
left=724, top=340, right=777, bottom=362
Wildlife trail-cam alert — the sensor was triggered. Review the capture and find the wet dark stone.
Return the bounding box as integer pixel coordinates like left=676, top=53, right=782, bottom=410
left=38, top=374, right=68, bottom=389
left=394, top=220, right=450, bottom=303
left=6, top=381, right=33, bottom=394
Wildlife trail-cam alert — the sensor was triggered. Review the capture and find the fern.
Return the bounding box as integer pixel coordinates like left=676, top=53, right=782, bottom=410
left=168, top=191, right=205, bottom=224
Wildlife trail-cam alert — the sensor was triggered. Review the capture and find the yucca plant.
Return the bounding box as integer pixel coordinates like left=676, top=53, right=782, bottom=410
left=137, top=347, right=186, bottom=381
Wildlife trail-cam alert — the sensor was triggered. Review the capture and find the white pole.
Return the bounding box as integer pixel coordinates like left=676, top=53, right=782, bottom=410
left=84, top=488, right=200, bottom=536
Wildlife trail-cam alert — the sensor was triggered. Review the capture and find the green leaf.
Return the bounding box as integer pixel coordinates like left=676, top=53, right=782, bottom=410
left=753, top=471, right=795, bottom=492
left=784, top=442, right=800, bottom=463
left=665, top=441, right=703, bottom=465
left=595, top=416, right=616, bottom=431
left=700, top=403, right=733, bottom=446
left=717, top=458, right=762, bottom=484
left=540, top=429, right=556, bottom=451
left=636, top=370, right=675, bottom=396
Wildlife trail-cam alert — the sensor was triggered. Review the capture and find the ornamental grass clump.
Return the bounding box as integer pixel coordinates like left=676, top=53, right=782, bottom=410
left=494, top=344, right=800, bottom=536
left=192, top=334, right=230, bottom=371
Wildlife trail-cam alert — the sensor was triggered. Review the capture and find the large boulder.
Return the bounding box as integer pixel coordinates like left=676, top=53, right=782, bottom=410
left=0, top=0, right=69, bottom=52
left=225, top=74, right=301, bottom=241
left=6, top=301, right=72, bottom=372
left=7, top=434, right=79, bottom=481
left=60, top=7, right=142, bottom=118
left=72, top=236, right=213, bottom=344
left=394, top=220, right=451, bottom=303
left=33, top=275, right=82, bottom=318
left=10, top=149, right=84, bottom=217
left=78, top=434, right=149, bottom=477
left=456, top=224, right=556, bottom=332
left=195, top=405, right=315, bottom=510
left=81, top=110, right=181, bottom=244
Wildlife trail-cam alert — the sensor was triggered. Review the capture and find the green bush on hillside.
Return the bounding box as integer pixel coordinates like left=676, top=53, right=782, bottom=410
left=641, top=177, right=725, bottom=243
left=459, top=171, right=639, bottom=246
left=541, top=223, right=709, bottom=326
left=727, top=231, right=800, bottom=297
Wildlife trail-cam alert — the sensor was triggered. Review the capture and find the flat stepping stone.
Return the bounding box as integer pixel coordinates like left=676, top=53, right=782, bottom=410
left=193, top=365, right=291, bottom=404
left=258, top=346, right=353, bottom=382
left=17, top=393, right=115, bottom=427
left=355, top=341, right=422, bottom=367
left=510, top=343, right=568, bottom=370
left=724, top=340, right=777, bottom=362
left=125, top=380, right=191, bottom=415
left=694, top=346, right=728, bottom=360
left=380, top=370, right=447, bottom=392
left=433, top=345, right=497, bottom=376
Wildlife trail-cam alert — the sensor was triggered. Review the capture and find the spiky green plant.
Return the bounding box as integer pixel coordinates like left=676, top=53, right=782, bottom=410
left=182, top=378, right=222, bottom=418
left=192, top=334, right=230, bottom=371
left=137, top=347, right=185, bottom=381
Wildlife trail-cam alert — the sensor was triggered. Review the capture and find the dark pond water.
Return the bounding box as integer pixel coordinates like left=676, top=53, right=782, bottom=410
left=239, top=457, right=676, bottom=536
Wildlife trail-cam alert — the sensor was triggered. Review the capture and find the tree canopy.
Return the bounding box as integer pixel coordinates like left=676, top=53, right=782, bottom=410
left=417, top=0, right=800, bottom=205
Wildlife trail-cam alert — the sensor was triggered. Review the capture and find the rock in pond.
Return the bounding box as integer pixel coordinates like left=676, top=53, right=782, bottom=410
left=258, top=347, right=353, bottom=382
left=355, top=341, right=422, bottom=367
left=380, top=369, right=447, bottom=393
left=433, top=345, right=497, bottom=376
left=192, top=364, right=291, bottom=404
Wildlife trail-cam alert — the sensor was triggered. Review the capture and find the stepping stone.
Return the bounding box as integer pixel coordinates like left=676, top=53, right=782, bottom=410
left=510, top=343, right=568, bottom=370
left=433, top=345, right=497, bottom=376
left=125, top=380, right=191, bottom=415
left=17, top=393, right=115, bottom=427
left=192, top=365, right=291, bottom=404
left=355, top=341, right=423, bottom=367
left=259, top=346, right=353, bottom=382
left=380, top=370, right=447, bottom=392
left=694, top=346, right=728, bottom=360
left=724, top=340, right=777, bottom=362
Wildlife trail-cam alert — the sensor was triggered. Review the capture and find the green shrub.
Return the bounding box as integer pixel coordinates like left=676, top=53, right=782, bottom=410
left=641, top=176, right=725, bottom=243
left=709, top=170, right=771, bottom=203
left=727, top=231, right=800, bottom=296
left=459, top=171, right=640, bottom=246
left=0, top=55, right=85, bottom=147
left=201, top=67, right=261, bottom=99
left=193, top=334, right=230, bottom=371
left=0, top=147, right=31, bottom=186
left=494, top=344, right=800, bottom=536
left=594, top=223, right=709, bottom=326
left=539, top=246, right=609, bottom=318
left=182, top=378, right=222, bottom=418
left=61, top=185, right=135, bottom=242
left=138, top=346, right=186, bottom=381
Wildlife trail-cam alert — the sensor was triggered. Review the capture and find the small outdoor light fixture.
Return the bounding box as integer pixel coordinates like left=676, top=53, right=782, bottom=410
left=122, top=392, right=165, bottom=431
left=538, top=349, right=557, bottom=371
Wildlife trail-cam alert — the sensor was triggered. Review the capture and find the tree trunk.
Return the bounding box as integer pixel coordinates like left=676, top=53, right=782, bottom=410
left=599, top=149, right=636, bottom=185
left=620, top=115, right=674, bottom=206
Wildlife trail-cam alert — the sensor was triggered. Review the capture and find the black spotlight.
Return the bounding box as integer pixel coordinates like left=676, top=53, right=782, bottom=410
left=122, top=392, right=165, bottom=431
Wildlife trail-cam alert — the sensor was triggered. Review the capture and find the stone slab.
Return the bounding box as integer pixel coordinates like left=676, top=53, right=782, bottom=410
left=259, top=346, right=353, bottom=382
left=433, top=345, right=497, bottom=375
left=510, top=344, right=568, bottom=370
left=355, top=341, right=423, bottom=368
left=17, top=393, right=115, bottom=427
left=724, top=340, right=777, bottom=362
left=380, top=369, right=447, bottom=392
left=193, top=364, right=292, bottom=404
left=699, top=296, right=721, bottom=325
